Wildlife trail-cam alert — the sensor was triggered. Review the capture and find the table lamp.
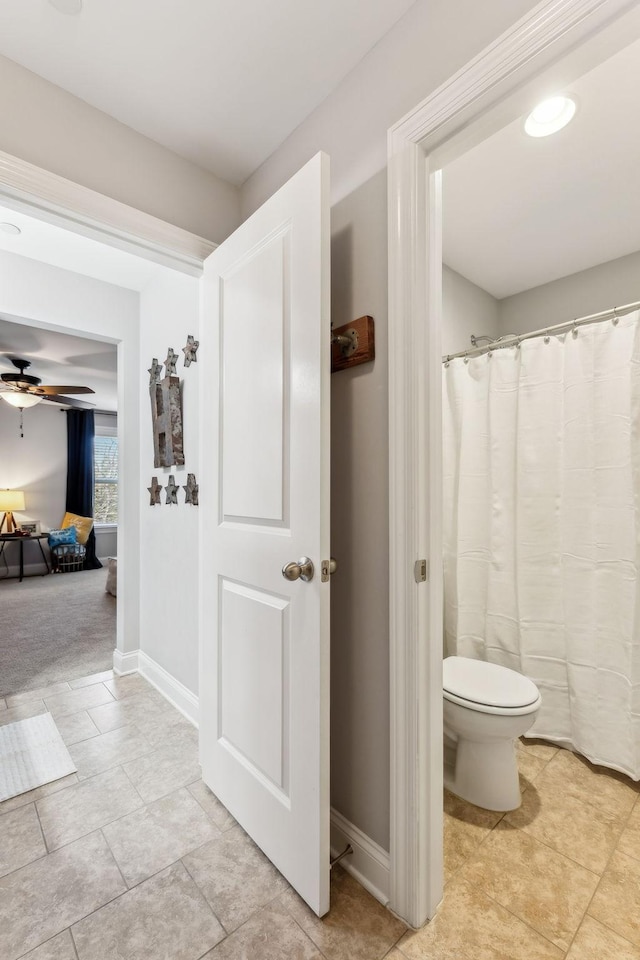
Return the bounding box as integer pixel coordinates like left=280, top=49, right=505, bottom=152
left=0, top=489, right=26, bottom=533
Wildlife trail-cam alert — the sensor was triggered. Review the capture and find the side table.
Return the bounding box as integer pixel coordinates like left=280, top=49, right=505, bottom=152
left=0, top=534, right=51, bottom=582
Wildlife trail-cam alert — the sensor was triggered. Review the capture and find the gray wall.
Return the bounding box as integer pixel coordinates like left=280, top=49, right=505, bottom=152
left=242, top=0, right=540, bottom=216
left=329, top=196, right=502, bottom=849
left=442, top=265, right=500, bottom=356
left=498, top=249, right=640, bottom=336
left=331, top=169, right=390, bottom=847
left=0, top=54, right=240, bottom=242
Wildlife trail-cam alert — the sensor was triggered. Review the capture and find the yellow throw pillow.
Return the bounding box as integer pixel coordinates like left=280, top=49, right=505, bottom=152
left=61, top=511, right=93, bottom=545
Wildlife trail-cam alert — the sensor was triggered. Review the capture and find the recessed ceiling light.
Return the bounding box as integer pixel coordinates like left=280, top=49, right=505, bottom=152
left=0, top=223, right=21, bottom=236
left=49, top=0, right=83, bottom=14
left=525, top=96, right=576, bottom=137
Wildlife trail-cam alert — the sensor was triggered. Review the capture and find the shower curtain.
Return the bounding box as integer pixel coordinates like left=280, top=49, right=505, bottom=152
left=443, top=310, right=640, bottom=779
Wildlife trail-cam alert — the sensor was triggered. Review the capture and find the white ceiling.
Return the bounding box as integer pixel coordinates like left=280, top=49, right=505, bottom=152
left=0, top=199, right=167, bottom=412
left=442, top=37, right=640, bottom=300
left=0, top=316, right=117, bottom=412
left=0, top=202, right=165, bottom=292
left=0, top=0, right=415, bottom=186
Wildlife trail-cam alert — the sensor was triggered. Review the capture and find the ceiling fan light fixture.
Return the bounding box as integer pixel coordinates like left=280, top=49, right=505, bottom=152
left=525, top=96, right=576, bottom=137
left=0, top=392, right=43, bottom=408
left=48, top=0, right=83, bottom=14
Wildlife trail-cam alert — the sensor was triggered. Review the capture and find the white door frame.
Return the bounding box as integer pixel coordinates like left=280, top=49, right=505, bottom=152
left=387, top=0, right=640, bottom=927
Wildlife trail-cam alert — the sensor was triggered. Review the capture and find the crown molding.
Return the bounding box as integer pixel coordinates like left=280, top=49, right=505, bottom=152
left=0, top=149, right=215, bottom=275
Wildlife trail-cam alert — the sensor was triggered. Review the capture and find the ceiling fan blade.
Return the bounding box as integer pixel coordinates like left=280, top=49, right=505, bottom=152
left=40, top=394, right=96, bottom=410
left=35, top=385, right=95, bottom=395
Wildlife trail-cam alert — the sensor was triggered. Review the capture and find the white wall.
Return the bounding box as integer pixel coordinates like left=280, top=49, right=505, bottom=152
left=442, top=265, right=500, bottom=356
left=138, top=271, right=201, bottom=696
left=0, top=249, right=140, bottom=657
left=0, top=401, right=66, bottom=576
left=0, top=54, right=240, bottom=243
left=242, top=0, right=540, bottom=218
left=0, top=401, right=66, bottom=530
left=498, top=249, right=640, bottom=336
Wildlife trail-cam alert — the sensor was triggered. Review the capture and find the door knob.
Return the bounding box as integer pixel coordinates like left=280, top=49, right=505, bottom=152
left=282, top=557, right=314, bottom=582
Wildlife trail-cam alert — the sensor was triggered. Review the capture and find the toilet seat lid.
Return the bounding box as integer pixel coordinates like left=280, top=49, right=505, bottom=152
left=443, top=656, right=540, bottom=709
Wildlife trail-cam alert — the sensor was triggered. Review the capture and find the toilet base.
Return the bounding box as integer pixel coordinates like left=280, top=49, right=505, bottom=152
left=444, top=736, right=522, bottom=811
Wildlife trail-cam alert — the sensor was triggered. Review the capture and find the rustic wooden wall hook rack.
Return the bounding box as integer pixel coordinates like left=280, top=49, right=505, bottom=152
left=331, top=315, right=375, bottom=373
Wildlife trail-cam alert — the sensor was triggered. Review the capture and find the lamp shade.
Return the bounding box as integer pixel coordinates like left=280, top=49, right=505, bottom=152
left=0, top=489, right=25, bottom=511
left=1, top=393, right=43, bottom=408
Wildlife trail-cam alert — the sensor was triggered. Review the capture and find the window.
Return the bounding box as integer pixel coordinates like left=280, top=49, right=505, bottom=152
left=94, top=432, right=118, bottom=524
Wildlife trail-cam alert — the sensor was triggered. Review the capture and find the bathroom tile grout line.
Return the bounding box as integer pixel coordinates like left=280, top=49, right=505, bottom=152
left=32, top=796, right=51, bottom=856
left=179, top=852, right=231, bottom=935
left=184, top=780, right=237, bottom=832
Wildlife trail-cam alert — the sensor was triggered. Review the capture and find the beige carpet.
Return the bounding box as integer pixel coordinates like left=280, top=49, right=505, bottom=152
left=0, top=568, right=115, bottom=696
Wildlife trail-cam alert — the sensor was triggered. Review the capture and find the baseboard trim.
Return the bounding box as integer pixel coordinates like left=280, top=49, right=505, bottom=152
left=112, top=649, right=139, bottom=675
left=330, top=807, right=390, bottom=906
left=137, top=651, right=199, bottom=728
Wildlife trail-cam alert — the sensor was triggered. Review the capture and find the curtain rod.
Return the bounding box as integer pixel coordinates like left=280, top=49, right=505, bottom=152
left=443, top=299, right=640, bottom=363
left=59, top=409, right=116, bottom=415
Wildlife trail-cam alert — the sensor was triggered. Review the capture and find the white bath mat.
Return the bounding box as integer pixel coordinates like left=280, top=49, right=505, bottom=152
left=0, top=712, right=77, bottom=802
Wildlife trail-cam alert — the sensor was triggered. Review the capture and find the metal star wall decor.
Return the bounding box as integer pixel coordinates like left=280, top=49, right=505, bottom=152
left=148, top=358, right=163, bottom=385
left=164, top=347, right=179, bottom=376
left=165, top=475, right=179, bottom=505
left=183, top=473, right=199, bottom=506
left=147, top=476, right=162, bottom=506
left=182, top=335, right=199, bottom=367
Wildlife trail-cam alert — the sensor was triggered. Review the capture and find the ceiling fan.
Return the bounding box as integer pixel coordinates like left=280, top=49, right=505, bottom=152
left=0, top=357, right=95, bottom=410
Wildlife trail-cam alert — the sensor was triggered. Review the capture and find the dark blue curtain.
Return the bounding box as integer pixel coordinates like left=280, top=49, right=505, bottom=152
left=66, top=410, right=102, bottom=570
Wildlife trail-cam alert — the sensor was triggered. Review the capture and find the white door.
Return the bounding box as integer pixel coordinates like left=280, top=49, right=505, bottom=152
left=199, top=153, right=331, bottom=916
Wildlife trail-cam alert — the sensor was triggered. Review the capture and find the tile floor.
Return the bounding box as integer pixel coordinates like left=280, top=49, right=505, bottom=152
left=2, top=670, right=639, bottom=959
left=0, top=670, right=406, bottom=960
left=399, top=738, right=640, bottom=960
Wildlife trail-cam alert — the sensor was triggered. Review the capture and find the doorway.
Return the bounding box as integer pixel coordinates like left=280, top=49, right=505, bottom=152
left=387, top=0, right=640, bottom=928
left=0, top=313, right=118, bottom=692
left=0, top=192, right=191, bottom=687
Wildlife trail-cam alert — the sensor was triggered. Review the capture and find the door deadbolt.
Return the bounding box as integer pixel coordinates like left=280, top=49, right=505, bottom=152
left=282, top=557, right=315, bottom=582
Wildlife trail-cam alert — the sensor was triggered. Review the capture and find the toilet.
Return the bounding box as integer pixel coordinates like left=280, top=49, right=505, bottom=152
left=443, top=656, right=541, bottom=811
